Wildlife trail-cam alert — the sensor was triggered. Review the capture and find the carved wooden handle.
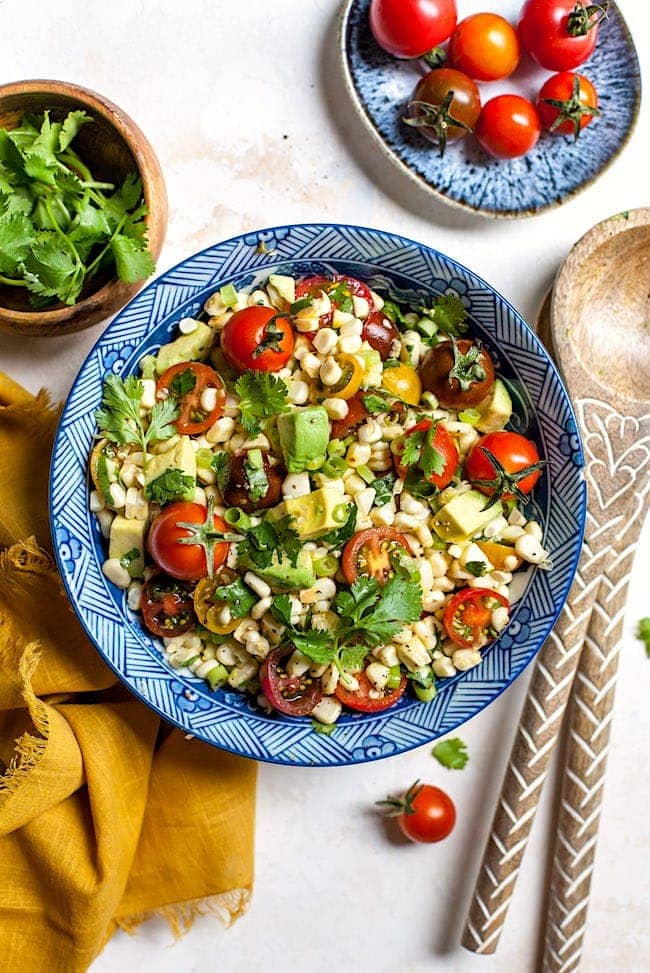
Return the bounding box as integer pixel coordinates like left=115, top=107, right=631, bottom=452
left=462, top=520, right=609, bottom=954
left=542, top=530, right=644, bottom=972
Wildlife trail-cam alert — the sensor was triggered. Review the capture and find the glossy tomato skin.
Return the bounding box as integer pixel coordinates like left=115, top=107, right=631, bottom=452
left=518, top=0, right=600, bottom=71
left=420, top=339, right=495, bottom=408
left=465, top=431, right=542, bottom=499
left=295, top=275, right=374, bottom=330
left=394, top=419, right=458, bottom=490
left=223, top=452, right=284, bottom=514
left=157, top=362, right=226, bottom=436
left=220, top=306, right=294, bottom=373
left=369, top=0, right=457, bottom=58
left=141, top=574, right=195, bottom=637
left=476, top=95, right=541, bottom=159
left=443, top=587, right=509, bottom=649
left=330, top=392, right=369, bottom=439
left=260, top=645, right=322, bottom=716
left=362, top=309, right=400, bottom=360
left=148, top=502, right=230, bottom=581
left=409, top=68, right=481, bottom=143
left=335, top=671, right=407, bottom=713
left=450, top=13, right=520, bottom=82
left=538, top=71, right=598, bottom=135
left=342, top=527, right=412, bottom=585
left=398, top=784, right=456, bottom=843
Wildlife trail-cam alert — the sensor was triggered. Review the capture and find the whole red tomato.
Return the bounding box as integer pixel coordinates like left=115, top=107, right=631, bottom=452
left=148, top=501, right=230, bottom=581
left=449, top=13, right=520, bottom=82
left=518, top=0, right=606, bottom=71
left=220, top=306, right=294, bottom=373
left=465, top=431, right=543, bottom=501
left=538, top=71, right=600, bottom=139
left=370, top=0, right=458, bottom=59
left=378, top=780, right=456, bottom=843
left=476, top=95, right=541, bottom=159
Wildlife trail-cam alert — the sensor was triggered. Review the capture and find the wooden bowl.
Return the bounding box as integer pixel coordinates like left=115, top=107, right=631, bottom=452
left=0, top=80, right=168, bottom=336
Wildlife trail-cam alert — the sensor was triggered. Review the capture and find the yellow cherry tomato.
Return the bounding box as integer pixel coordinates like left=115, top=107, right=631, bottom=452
left=330, top=353, right=364, bottom=400
left=193, top=577, right=238, bottom=635
left=381, top=362, right=422, bottom=406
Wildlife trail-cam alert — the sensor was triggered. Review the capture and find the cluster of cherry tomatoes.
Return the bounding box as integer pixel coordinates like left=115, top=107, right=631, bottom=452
left=369, top=0, right=606, bottom=159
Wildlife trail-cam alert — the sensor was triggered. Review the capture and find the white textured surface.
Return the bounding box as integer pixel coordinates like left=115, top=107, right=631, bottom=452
left=0, top=1, right=648, bottom=970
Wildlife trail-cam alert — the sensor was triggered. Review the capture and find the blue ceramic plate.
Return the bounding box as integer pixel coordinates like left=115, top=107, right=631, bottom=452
left=50, top=224, right=586, bottom=766
left=340, top=0, right=640, bottom=217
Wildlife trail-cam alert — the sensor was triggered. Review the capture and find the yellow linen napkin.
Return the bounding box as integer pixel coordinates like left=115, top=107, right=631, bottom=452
left=0, top=373, right=257, bottom=972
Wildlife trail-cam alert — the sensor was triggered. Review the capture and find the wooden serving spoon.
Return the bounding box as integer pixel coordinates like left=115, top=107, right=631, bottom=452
left=463, top=208, right=650, bottom=964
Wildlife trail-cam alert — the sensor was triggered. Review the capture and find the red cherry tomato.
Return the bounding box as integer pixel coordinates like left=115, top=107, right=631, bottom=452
left=442, top=587, right=509, bottom=650
left=157, top=362, right=226, bottom=436
left=476, top=95, right=541, bottom=159
left=222, top=451, right=284, bottom=514
left=369, top=0, right=458, bottom=59
left=148, top=502, right=230, bottom=581
left=450, top=13, right=520, bottom=82
left=362, top=309, right=400, bottom=360
left=538, top=71, right=599, bottom=139
left=341, top=527, right=412, bottom=585
left=406, top=69, right=481, bottom=155
left=140, top=573, right=195, bottom=638
left=465, top=431, right=543, bottom=501
left=393, top=419, right=458, bottom=490
left=294, top=275, right=374, bottom=329
left=335, top=670, right=407, bottom=713
left=330, top=392, right=369, bottom=439
left=260, top=645, right=323, bottom=716
left=380, top=780, right=456, bottom=843
left=518, top=0, right=605, bottom=72
left=220, top=306, right=294, bottom=373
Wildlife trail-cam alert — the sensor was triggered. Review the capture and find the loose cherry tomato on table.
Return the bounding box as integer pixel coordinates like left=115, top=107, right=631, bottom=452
left=449, top=13, right=520, bottom=82
left=260, top=645, right=323, bottom=716
left=362, top=309, right=400, bottom=361
left=157, top=362, right=226, bottom=436
left=220, top=306, right=294, bottom=372
left=475, top=95, right=541, bottom=159
left=420, top=338, right=495, bottom=409
left=465, top=431, right=544, bottom=502
left=377, top=780, right=456, bottom=843
left=294, top=275, right=374, bottom=329
left=518, top=0, right=607, bottom=71
left=342, top=527, right=412, bottom=585
left=405, top=68, right=481, bottom=156
left=335, top=670, right=407, bottom=713
left=141, top=573, right=195, bottom=638
left=442, top=587, right=509, bottom=649
left=393, top=419, right=458, bottom=491
left=381, top=361, right=422, bottom=406
left=148, top=500, right=231, bottom=581
left=369, top=0, right=458, bottom=59
left=538, top=72, right=600, bottom=139
left=222, top=451, right=284, bottom=513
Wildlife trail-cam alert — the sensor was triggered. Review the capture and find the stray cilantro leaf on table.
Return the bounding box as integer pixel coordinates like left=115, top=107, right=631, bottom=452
left=235, top=372, right=289, bottom=437
left=637, top=617, right=650, bottom=657
left=432, top=738, right=469, bottom=770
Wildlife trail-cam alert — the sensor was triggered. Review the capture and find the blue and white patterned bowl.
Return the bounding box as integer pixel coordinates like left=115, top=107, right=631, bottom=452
left=340, top=0, right=640, bottom=218
left=50, top=224, right=586, bottom=765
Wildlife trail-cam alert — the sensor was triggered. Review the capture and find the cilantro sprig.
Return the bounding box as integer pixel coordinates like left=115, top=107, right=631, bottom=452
left=235, top=372, right=289, bottom=436
left=95, top=374, right=177, bottom=466
left=0, top=111, right=155, bottom=306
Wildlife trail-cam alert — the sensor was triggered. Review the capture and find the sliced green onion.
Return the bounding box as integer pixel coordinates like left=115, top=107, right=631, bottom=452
left=414, top=683, right=437, bottom=703
left=420, top=392, right=439, bottom=409
left=219, top=283, right=238, bottom=308
left=207, top=663, right=229, bottom=690
left=247, top=448, right=263, bottom=469
left=458, top=408, right=481, bottom=426
left=387, top=665, right=402, bottom=690
left=327, top=438, right=346, bottom=457
left=182, top=655, right=199, bottom=668
left=322, top=456, right=347, bottom=478
left=196, top=448, right=213, bottom=469
left=314, top=554, right=338, bottom=578
left=224, top=507, right=252, bottom=530
left=332, top=502, right=350, bottom=524
left=306, top=454, right=325, bottom=471
left=357, top=464, right=375, bottom=484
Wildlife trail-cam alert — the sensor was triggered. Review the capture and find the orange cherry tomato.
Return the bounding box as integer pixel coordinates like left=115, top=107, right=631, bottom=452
left=335, top=670, right=407, bottom=713
left=450, top=13, right=520, bottom=82
left=476, top=95, right=541, bottom=159
left=148, top=502, right=230, bottom=581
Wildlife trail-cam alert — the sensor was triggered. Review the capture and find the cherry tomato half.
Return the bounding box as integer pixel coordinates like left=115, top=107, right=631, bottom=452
left=141, top=573, right=195, bottom=638
left=476, top=95, right=541, bottom=159
left=193, top=573, right=239, bottom=635
left=393, top=419, right=458, bottom=490
left=420, top=338, right=495, bottom=409
left=260, top=645, right=323, bottom=716
left=369, top=0, right=457, bottom=59
left=148, top=502, right=230, bottom=581
left=330, top=391, right=369, bottom=440
left=406, top=68, right=481, bottom=155
left=450, top=13, right=520, bottom=82
left=538, top=71, right=599, bottom=139
left=157, top=362, right=226, bottom=436
left=329, top=353, right=364, bottom=400
left=518, top=0, right=605, bottom=72
left=220, top=306, right=294, bottom=373
left=379, top=780, right=456, bottom=843
left=362, top=309, right=400, bottom=361
left=442, top=587, right=509, bottom=650
left=465, top=431, right=543, bottom=501
left=294, top=275, right=374, bottom=329
left=342, top=527, right=412, bottom=585
left=381, top=362, right=422, bottom=407
left=222, top=451, right=284, bottom=514
left=335, top=670, right=407, bottom=713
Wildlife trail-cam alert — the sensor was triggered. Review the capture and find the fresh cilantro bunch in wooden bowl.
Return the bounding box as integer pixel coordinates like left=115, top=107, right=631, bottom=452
left=0, top=80, right=167, bottom=336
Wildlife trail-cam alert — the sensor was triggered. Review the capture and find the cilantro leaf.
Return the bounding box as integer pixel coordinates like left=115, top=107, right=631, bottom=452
left=371, top=472, right=396, bottom=507
left=364, top=574, right=422, bottom=643
left=270, top=594, right=293, bottom=627
left=311, top=719, right=336, bottom=735
left=211, top=452, right=230, bottom=495
left=235, top=372, right=289, bottom=437
left=362, top=393, right=393, bottom=414
left=244, top=455, right=269, bottom=504
left=432, top=737, right=469, bottom=770
left=147, top=397, right=179, bottom=444
left=0, top=213, right=34, bottom=275
left=144, top=468, right=194, bottom=504
left=318, top=504, right=358, bottom=548
left=637, top=617, right=650, bottom=658
left=214, top=578, right=257, bottom=619
left=110, top=234, right=156, bottom=284
left=380, top=300, right=406, bottom=325
left=465, top=561, right=488, bottom=578
left=291, top=629, right=337, bottom=663
left=168, top=367, right=197, bottom=397
left=96, top=374, right=177, bottom=455
left=59, top=110, right=92, bottom=152
left=238, top=515, right=302, bottom=570
left=429, top=294, right=468, bottom=336
left=400, top=428, right=424, bottom=469
left=420, top=430, right=445, bottom=480
left=21, top=231, right=83, bottom=304
left=271, top=514, right=303, bottom=567
left=339, top=644, right=369, bottom=672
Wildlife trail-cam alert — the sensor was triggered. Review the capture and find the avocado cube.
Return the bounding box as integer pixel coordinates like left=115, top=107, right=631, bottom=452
left=272, top=487, right=346, bottom=540
left=277, top=406, right=329, bottom=473
left=269, top=274, right=296, bottom=305
left=155, top=321, right=214, bottom=375
left=432, top=490, right=503, bottom=544
left=475, top=379, right=513, bottom=434
left=144, top=437, right=197, bottom=501
left=239, top=549, right=315, bottom=591
left=109, top=517, right=146, bottom=577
